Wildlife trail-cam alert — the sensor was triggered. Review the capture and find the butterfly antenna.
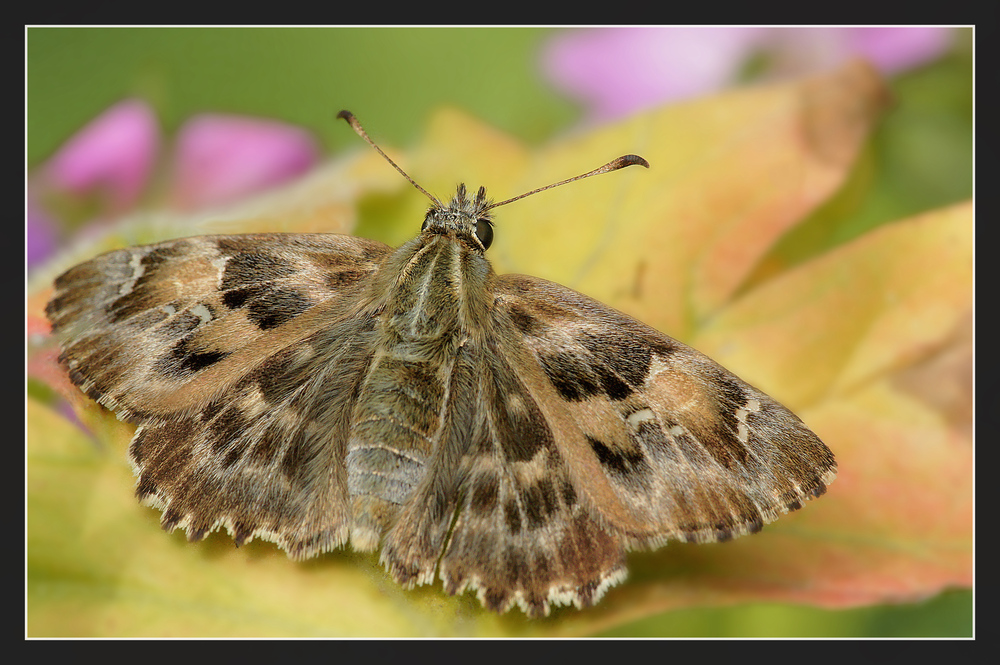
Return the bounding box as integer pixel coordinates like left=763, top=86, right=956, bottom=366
left=483, top=154, right=649, bottom=211
left=337, top=110, right=442, bottom=208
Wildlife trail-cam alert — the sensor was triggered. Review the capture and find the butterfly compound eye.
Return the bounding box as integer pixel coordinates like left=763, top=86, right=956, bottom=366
left=475, top=219, right=494, bottom=250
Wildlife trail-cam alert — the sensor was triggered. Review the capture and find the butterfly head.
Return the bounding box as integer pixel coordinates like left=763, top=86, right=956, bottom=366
left=337, top=110, right=648, bottom=256
left=421, top=183, right=495, bottom=251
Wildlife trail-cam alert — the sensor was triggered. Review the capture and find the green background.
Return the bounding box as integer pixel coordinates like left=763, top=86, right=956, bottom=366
left=26, top=26, right=973, bottom=638
left=27, top=28, right=577, bottom=166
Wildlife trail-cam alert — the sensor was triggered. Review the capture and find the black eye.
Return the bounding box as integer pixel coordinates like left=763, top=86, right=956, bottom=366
left=421, top=218, right=430, bottom=232
left=475, top=219, right=494, bottom=250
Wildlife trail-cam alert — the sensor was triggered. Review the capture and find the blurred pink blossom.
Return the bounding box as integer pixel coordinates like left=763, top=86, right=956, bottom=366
left=845, top=27, right=952, bottom=71
left=542, top=27, right=953, bottom=122
left=43, top=98, right=159, bottom=213
left=169, top=115, right=319, bottom=210
left=28, top=101, right=320, bottom=268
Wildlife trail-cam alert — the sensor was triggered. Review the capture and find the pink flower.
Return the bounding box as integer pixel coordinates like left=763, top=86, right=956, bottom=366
left=28, top=101, right=320, bottom=267
left=762, top=27, right=953, bottom=77
left=169, top=115, right=319, bottom=210
left=42, top=98, right=159, bottom=213
left=543, top=27, right=763, bottom=122
left=844, top=27, right=953, bottom=72
left=542, top=27, right=954, bottom=122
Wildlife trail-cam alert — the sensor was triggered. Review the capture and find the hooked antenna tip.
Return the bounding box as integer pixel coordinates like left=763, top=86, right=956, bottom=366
left=614, top=154, right=650, bottom=169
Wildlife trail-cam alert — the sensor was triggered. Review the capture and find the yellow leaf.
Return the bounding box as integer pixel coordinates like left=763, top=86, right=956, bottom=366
left=488, top=59, right=892, bottom=339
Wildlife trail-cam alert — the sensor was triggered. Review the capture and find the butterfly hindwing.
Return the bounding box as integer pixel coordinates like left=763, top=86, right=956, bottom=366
left=379, top=332, right=628, bottom=617
left=130, top=313, right=380, bottom=557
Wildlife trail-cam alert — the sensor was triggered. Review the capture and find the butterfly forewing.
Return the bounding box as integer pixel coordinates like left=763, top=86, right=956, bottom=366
left=46, top=234, right=391, bottom=421
left=47, top=233, right=393, bottom=556
left=492, top=275, right=836, bottom=547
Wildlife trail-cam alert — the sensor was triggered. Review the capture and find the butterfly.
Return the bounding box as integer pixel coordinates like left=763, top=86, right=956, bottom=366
left=45, top=110, right=836, bottom=617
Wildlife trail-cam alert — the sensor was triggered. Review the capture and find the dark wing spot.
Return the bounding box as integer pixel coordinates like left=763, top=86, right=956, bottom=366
left=540, top=331, right=656, bottom=402
left=520, top=479, right=559, bottom=529
left=326, top=269, right=372, bottom=289
left=178, top=348, right=228, bottom=374
left=495, top=394, right=553, bottom=463
left=482, top=588, right=508, bottom=613
left=469, top=473, right=499, bottom=516
left=279, top=428, right=311, bottom=485
left=489, top=351, right=554, bottom=463
left=587, top=434, right=651, bottom=486
left=222, top=284, right=263, bottom=309
left=161, top=506, right=184, bottom=531
left=698, top=374, right=752, bottom=470
left=536, top=478, right=558, bottom=516
left=626, top=416, right=680, bottom=463
left=594, top=365, right=632, bottom=401
left=809, top=482, right=828, bottom=499
left=560, top=479, right=577, bottom=508
left=713, top=373, right=749, bottom=432
left=521, top=484, right=547, bottom=529
left=539, top=352, right=602, bottom=402
left=222, top=437, right=254, bottom=469
left=200, top=398, right=225, bottom=424
left=247, top=288, right=314, bottom=330
left=154, top=335, right=230, bottom=378
left=250, top=424, right=284, bottom=466
left=186, top=524, right=209, bottom=543
left=220, top=252, right=296, bottom=290
left=580, top=331, right=653, bottom=388
left=154, top=306, right=206, bottom=341
left=503, top=498, right=522, bottom=535
left=251, top=349, right=311, bottom=405
left=507, top=305, right=545, bottom=336
left=782, top=494, right=804, bottom=512
left=135, top=472, right=158, bottom=501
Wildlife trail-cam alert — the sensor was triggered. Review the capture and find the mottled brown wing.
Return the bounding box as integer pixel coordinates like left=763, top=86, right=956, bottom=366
left=377, top=335, right=628, bottom=617
left=490, top=273, right=837, bottom=549
left=46, top=233, right=393, bottom=557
